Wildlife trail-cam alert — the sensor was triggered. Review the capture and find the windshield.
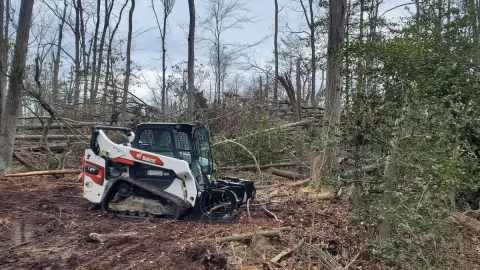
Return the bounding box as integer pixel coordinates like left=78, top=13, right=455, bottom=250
left=193, top=126, right=213, bottom=174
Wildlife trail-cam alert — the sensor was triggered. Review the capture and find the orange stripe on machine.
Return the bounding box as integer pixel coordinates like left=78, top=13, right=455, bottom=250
left=129, top=150, right=164, bottom=166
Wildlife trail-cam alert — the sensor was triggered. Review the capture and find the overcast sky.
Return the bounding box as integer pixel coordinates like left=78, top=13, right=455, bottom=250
left=29, top=0, right=411, bottom=100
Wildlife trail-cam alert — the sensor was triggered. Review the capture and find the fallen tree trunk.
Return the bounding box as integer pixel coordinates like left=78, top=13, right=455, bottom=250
left=215, top=228, right=290, bottom=244
left=89, top=232, right=139, bottom=243
left=5, top=169, right=82, bottom=177
left=15, top=143, right=71, bottom=152
left=448, top=212, right=480, bottom=233
left=270, top=168, right=307, bottom=180
left=341, top=164, right=379, bottom=178
left=213, top=120, right=313, bottom=146
left=13, top=152, right=37, bottom=170
left=289, top=178, right=311, bottom=187
left=219, top=162, right=296, bottom=171
left=17, top=122, right=95, bottom=130
left=15, top=135, right=89, bottom=140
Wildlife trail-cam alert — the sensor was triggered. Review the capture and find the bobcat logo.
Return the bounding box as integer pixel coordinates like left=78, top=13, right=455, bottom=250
left=129, top=150, right=164, bottom=166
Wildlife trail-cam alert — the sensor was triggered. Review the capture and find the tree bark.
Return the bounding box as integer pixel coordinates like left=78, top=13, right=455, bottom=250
left=0, top=0, right=5, bottom=128
left=273, top=0, right=279, bottom=102
left=322, top=0, right=346, bottom=176
left=0, top=0, right=34, bottom=172
left=121, top=0, right=135, bottom=126
left=92, top=0, right=114, bottom=104
left=161, top=4, right=167, bottom=113
left=103, top=0, right=128, bottom=116
left=73, top=0, right=81, bottom=106
left=89, top=0, right=101, bottom=105
left=52, top=1, right=67, bottom=104
left=187, top=0, right=195, bottom=111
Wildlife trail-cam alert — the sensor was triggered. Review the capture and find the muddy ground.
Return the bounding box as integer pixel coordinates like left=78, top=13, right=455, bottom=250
left=0, top=175, right=382, bottom=270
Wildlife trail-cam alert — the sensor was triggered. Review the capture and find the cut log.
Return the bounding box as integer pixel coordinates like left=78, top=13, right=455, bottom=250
left=270, top=168, right=307, bottom=180
left=289, top=178, right=311, bottom=187
left=307, top=193, right=334, bottom=200
left=448, top=212, right=480, bottom=233
left=219, top=162, right=296, bottom=171
left=89, top=232, right=139, bottom=243
left=215, top=227, right=290, bottom=244
left=15, top=135, right=90, bottom=140
left=5, top=169, right=82, bottom=177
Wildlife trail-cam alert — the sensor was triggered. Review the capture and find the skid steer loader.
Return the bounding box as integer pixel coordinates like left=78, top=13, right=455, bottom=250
left=81, top=123, right=255, bottom=221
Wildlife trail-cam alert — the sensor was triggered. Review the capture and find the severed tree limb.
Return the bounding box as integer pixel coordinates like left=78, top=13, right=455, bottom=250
left=448, top=212, right=480, bottom=233
left=344, top=251, right=361, bottom=270
left=257, top=198, right=280, bottom=222
left=5, top=169, right=82, bottom=177
left=270, top=168, right=307, bottom=180
left=214, top=139, right=262, bottom=176
left=215, top=227, right=290, bottom=244
left=270, top=239, right=304, bottom=263
left=213, top=120, right=313, bottom=146
left=13, top=152, right=38, bottom=170
left=89, top=232, right=140, bottom=243
left=219, top=162, right=296, bottom=171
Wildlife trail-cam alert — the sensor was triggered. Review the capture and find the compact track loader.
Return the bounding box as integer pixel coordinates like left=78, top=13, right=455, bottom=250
left=81, top=123, right=255, bottom=221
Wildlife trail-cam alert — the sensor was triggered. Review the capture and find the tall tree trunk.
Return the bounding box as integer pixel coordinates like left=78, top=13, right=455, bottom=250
left=121, top=0, right=135, bottom=126
left=322, top=0, right=346, bottom=176
left=93, top=0, right=114, bottom=105
left=0, top=0, right=5, bottom=128
left=73, top=0, right=81, bottom=106
left=52, top=1, right=67, bottom=104
left=309, top=0, right=316, bottom=107
left=187, top=0, right=195, bottom=111
left=0, top=0, right=34, bottom=172
left=161, top=6, right=167, bottom=113
left=273, top=0, right=279, bottom=102
left=103, top=0, right=128, bottom=116
left=89, top=0, right=101, bottom=105
left=344, top=0, right=351, bottom=110
left=79, top=0, right=90, bottom=110
left=216, top=42, right=221, bottom=104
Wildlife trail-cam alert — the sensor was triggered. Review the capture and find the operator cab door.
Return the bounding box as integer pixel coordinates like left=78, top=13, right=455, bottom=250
left=192, top=125, right=214, bottom=189
left=130, top=126, right=178, bottom=189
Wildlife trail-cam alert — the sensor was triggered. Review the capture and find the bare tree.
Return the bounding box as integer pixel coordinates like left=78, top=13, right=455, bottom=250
left=121, top=0, right=135, bottom=125
left=152, top=0, right=176, bottom=113
left=91, top=0, right=115, bottom=104
left=73, top=0, right=81, bottom=105
left=187, top=0, right=195, bottom=111
left=273, top=0, right=279, bottom=102
left=52, top=0, right=68, bottom=103
left=0, top=0, right=35, bottom=172
left=201, top=0, right=256, bottom=104
left=0, top=0, right=8, bottom=126
left=299, top=0, right=317, bottom=107
left=322, top=0, right=346, bottom=175
left=102, top=0, right=128, bottom=114
left=89, top=0, right=101, bottom=105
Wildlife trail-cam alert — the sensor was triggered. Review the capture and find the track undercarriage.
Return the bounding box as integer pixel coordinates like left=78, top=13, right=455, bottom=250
left=100, top=177, right=255, bottom=222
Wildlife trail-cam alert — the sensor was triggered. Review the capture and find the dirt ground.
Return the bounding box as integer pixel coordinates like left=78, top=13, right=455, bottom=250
left=0, top=175, right=383, bottom=270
